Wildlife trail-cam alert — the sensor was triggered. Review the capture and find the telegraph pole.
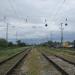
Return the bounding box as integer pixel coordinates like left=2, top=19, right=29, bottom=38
left=4, top=16, right=8, bottom=41
left=4, top=16, right=9, bottom=47
left=60, top=23, right=64, bottom=47
left=16, top=31, right=18, bottom=42
left=60, top=18, right=68, bottom=47
left=50, top=31, right=53, bottom=42
left=6, top=23, right=9, bottom=42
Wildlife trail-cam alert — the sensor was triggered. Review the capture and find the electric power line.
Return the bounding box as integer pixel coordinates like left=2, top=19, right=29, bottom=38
left=51, top=0, right=67, bottom=22
left=7, top=0, right=20, bottom=18
left=7, top=0, right=67, bottom=24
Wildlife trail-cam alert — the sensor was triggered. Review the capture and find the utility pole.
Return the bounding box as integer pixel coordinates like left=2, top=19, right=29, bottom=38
left=4, top=16, right=9, bottom=47
left=6, top=23, right=9, bottom=42
left=50, top=31, right=53, bottom=42
left=16, top=31, right=18, bottom=42
left=60, top=18, right=68, bottom=47
left=60, top=23, right=64, bottom=47
left=4, top=16, right=9, bottom=42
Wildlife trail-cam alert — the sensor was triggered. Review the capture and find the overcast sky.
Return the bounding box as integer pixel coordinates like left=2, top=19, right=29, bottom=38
left=0, top=0, right=75, bottom=44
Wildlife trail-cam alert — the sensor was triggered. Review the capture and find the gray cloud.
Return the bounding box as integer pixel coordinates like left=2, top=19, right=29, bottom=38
left=0, top=0, right=75, bottom=43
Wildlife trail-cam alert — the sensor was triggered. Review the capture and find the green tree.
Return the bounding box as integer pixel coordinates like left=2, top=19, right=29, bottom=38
left=8, top=42, right=14, bottom=47
left=73, top=40, right=75, bottom=48
left=0, top=38, right=8, bottom=47
left=16, top=40, right=26, bottom=47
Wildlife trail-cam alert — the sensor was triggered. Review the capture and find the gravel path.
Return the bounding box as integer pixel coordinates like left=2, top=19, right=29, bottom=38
left=20, top=48, right=62, bottom=75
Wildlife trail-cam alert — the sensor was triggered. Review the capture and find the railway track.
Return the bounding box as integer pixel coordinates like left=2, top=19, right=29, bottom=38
left=19, top=49, right=63, bottom=75
left=55, top=55, right=75, bottom=66
left=0, top=48, right=31, bottom=75
left=42, top=53, right=75, bottom=75
left=1, top=47, right=75, bottom=75
left=0, top=48, right=29, bottom=64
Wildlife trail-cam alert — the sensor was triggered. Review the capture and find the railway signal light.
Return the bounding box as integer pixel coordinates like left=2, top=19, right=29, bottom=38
left=65, top=18, right=68, bottom=26
left=44, top=19, right=48, bottom=27
left=45, top=24, right=48, bottom=27
left=65, top=23, right=68, bottom=26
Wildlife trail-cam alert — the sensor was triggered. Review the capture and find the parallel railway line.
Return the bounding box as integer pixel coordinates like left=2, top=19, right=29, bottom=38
left=55, top=55, right=75, bottom=66
left=0, top=47, right=75, bottom=75
left=41, top=51, right=75, bottom=75
left=0, top=48, right=31, bottom=75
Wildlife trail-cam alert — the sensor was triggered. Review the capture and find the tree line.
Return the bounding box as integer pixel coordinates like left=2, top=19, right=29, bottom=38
left=0, top=38, right=27, bottom=48
left=39, top=40, right=75, bottom=48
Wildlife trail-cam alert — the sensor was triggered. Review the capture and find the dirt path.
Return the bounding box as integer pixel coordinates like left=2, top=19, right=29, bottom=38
left=20, top=48, right=62, bottom=75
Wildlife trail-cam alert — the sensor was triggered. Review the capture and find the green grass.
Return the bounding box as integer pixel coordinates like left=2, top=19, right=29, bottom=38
left=38, top=46, right=75, bottom=62
left=26, top=48, right=41, bottom=75
left=38, top=46, right=75, bottom=56
left=0, top=47, right=27, bottom=61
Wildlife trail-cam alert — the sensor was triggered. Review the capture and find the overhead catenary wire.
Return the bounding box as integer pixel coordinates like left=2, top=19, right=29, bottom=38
left=7, top=0, right=20, bottom=18
left=51, top=0, right=67, bottom=22
left=7, top=0, right=30, bottom=23
left=55, top=0, right=67, bottom=24
left=7, top=0, right=67, bottom=24
left=5, top=0, right=67, bottom=28
left=6, top=0, right=68, bottom=43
